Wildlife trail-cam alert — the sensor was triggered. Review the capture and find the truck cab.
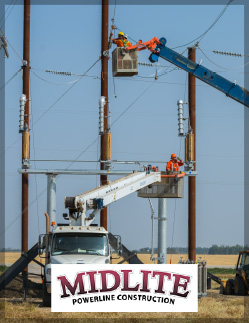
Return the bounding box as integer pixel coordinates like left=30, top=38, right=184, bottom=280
left=39, top=225, right=110, bottom=306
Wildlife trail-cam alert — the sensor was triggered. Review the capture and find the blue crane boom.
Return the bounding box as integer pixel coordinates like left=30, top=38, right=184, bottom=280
left=148, top=37, right=249, bottom=108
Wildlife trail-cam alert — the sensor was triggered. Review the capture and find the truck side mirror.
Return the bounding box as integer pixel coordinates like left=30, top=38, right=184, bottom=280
left=114, top=235, right=122, bottom=256
left=38, top=234, right=47, bottom=256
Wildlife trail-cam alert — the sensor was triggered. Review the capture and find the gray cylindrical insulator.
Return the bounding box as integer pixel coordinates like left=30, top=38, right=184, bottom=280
left=99, top=96, right=105, bottom=135
left=177, top=100, right=184, bottom=137
left=19, top=94, right=26, bottom=133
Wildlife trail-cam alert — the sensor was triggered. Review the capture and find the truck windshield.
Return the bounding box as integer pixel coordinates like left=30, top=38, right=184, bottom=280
left=51, top=233, right=109, bottom=256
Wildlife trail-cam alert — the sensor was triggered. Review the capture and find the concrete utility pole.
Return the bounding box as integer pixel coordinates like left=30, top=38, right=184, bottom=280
left=157, top=198, right=167, bottom=264
left=100, top=0, right=110, bottom=230
left=22, top=0, right=30, bottom=274
left=188, top=47, right=196, bottom=262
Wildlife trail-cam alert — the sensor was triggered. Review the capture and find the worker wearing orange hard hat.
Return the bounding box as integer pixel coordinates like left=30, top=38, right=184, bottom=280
left=166, top=154, right=184, bottom=172
left=112, top=31, right=132, bottom=48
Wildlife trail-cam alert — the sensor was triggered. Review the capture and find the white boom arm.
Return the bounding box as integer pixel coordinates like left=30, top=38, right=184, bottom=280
left=65, top=171, right=161, bottom=226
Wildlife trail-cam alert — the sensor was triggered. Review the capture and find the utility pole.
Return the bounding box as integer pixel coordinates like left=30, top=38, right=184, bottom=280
left=22, top=0, right=30, bottom=279
left=188, top=47, right=196, bottom=262
left=157, top=198, right=167, bottom=264
left=100, top=0, right=110, bottom=230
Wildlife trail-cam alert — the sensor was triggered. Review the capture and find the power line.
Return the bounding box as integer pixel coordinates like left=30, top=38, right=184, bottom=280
left=3, top=72, right=158, bottom=234
left=0, top=0, right=18, bottom=31
left=31, top=71, right=82, bottom=86
left=198, top=47, right=249, bottom=70
left=200, top=47, right=249, bottom=58
left=6, top=38, right=23, bottom=62
left=0, top=67, right=21, bottom=91
left=112, top=81, right=156, bottom=126
left=112, top=0, right=117, bottom=21
left=0, top=0, right=15, bottom=27
left=1, top=58, right=101, bottom=159
left=31, top=67, right=100, bottom=79
left=31, top=58, right=100, bottom=127
left=172, top=0, right=234, bottom=49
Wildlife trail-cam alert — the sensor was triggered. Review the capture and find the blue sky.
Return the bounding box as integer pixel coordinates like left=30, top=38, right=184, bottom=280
left=2, top=2, right=246, bottom=250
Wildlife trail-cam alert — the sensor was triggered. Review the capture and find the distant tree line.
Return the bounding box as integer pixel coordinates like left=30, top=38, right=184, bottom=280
left=133, top=244, right=246, bottom=255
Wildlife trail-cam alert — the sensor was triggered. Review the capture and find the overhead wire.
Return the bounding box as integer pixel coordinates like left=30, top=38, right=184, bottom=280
left=31, top=71, right=82, bottom=86
left=3, top=62, right=158, bottom=234
left=172, top=0, right=234, bottom=49
left=0, top=67, right=21, bottom=91
left=27, top=65, right=209, bottom=86
left=198, top=47, right=249, bottom=71
left=0, top=0, right=18, bottom=31
left=111, top=81, right=156, bottom=126
left=112, top=0, right=117, bottom=21
left=0, top=0, right=15, bottom=27
left=32, top=58, right=100, bottom=127
left=1, top=58, right=101, bottom=159
left=113, top=0, right=234, bottom=50
left=31, top=67, right=100, bottom=79
left=5, top=38, right=23, bottom=62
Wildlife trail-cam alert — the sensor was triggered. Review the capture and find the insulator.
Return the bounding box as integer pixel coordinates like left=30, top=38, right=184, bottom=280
left=19, top=94, right=26, bottom=133
left=45, top=70, right=72, bottom=76
left=99, top=96, right=105, bottom=135
left=213, top=49, right=243, bottom=57
left=185, top=134, right=194, bottom=161
left=177, top=100, right=184, bottom=137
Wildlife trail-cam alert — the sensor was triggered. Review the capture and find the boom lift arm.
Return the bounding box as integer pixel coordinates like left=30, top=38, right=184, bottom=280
left=127, top=37, right=249, bottom=108
left=64, top=171, right=161, bottom=226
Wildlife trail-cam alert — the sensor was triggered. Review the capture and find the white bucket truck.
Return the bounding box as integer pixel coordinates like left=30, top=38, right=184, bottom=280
left=38, top=171, right=161, bottom=306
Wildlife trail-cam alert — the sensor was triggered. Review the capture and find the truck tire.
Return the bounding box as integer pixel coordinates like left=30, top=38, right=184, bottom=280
left=225, top=279, right=234, bottom=295
left=43, top=279, right=51, bottom=307
left=234, top=276, right=247, bottom=296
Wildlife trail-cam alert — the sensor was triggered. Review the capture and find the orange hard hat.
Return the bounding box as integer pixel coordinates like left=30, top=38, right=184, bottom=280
left=171, top=154, right=177, bottom=158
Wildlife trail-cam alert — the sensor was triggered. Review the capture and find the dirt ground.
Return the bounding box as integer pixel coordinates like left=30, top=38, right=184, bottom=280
left=0, top=274, right=42, bottom=299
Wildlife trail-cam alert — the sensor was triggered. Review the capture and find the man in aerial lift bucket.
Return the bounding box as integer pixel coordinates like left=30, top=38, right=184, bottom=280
left=112, top=31, right=132, bottom=48
left=166, top=154, right=184, bottom=173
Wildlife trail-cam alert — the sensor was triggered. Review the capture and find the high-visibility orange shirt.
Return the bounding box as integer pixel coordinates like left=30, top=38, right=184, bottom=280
left=112, top=39, right=132, bottom=48
left=166, top=159, right=184, bottom=172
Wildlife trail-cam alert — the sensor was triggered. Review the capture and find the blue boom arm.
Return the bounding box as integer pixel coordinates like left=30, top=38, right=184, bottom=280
left=149, top=37, right=249, bottom=108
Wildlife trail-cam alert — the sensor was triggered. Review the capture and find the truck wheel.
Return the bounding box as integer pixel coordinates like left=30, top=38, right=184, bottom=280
left=225, top=279, right=234, bottom=295
left=234, top=276, right=247, bottom=296
left=43, top=279, right=51, bottom=307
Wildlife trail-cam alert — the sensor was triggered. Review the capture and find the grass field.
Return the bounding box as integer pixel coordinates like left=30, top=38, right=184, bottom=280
left=0, top=254, right=247, bottom=321
left=0, top=292, right=247, bottom=321
left=1, top=252, right=238, bottom=266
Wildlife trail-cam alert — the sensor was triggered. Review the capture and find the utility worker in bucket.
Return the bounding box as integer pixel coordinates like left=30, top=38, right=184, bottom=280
left=112, top=31, right=132, bottom=48
left=124, top=34, right=132, bottom=47
left=166, top=154, right=184, bottom=172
